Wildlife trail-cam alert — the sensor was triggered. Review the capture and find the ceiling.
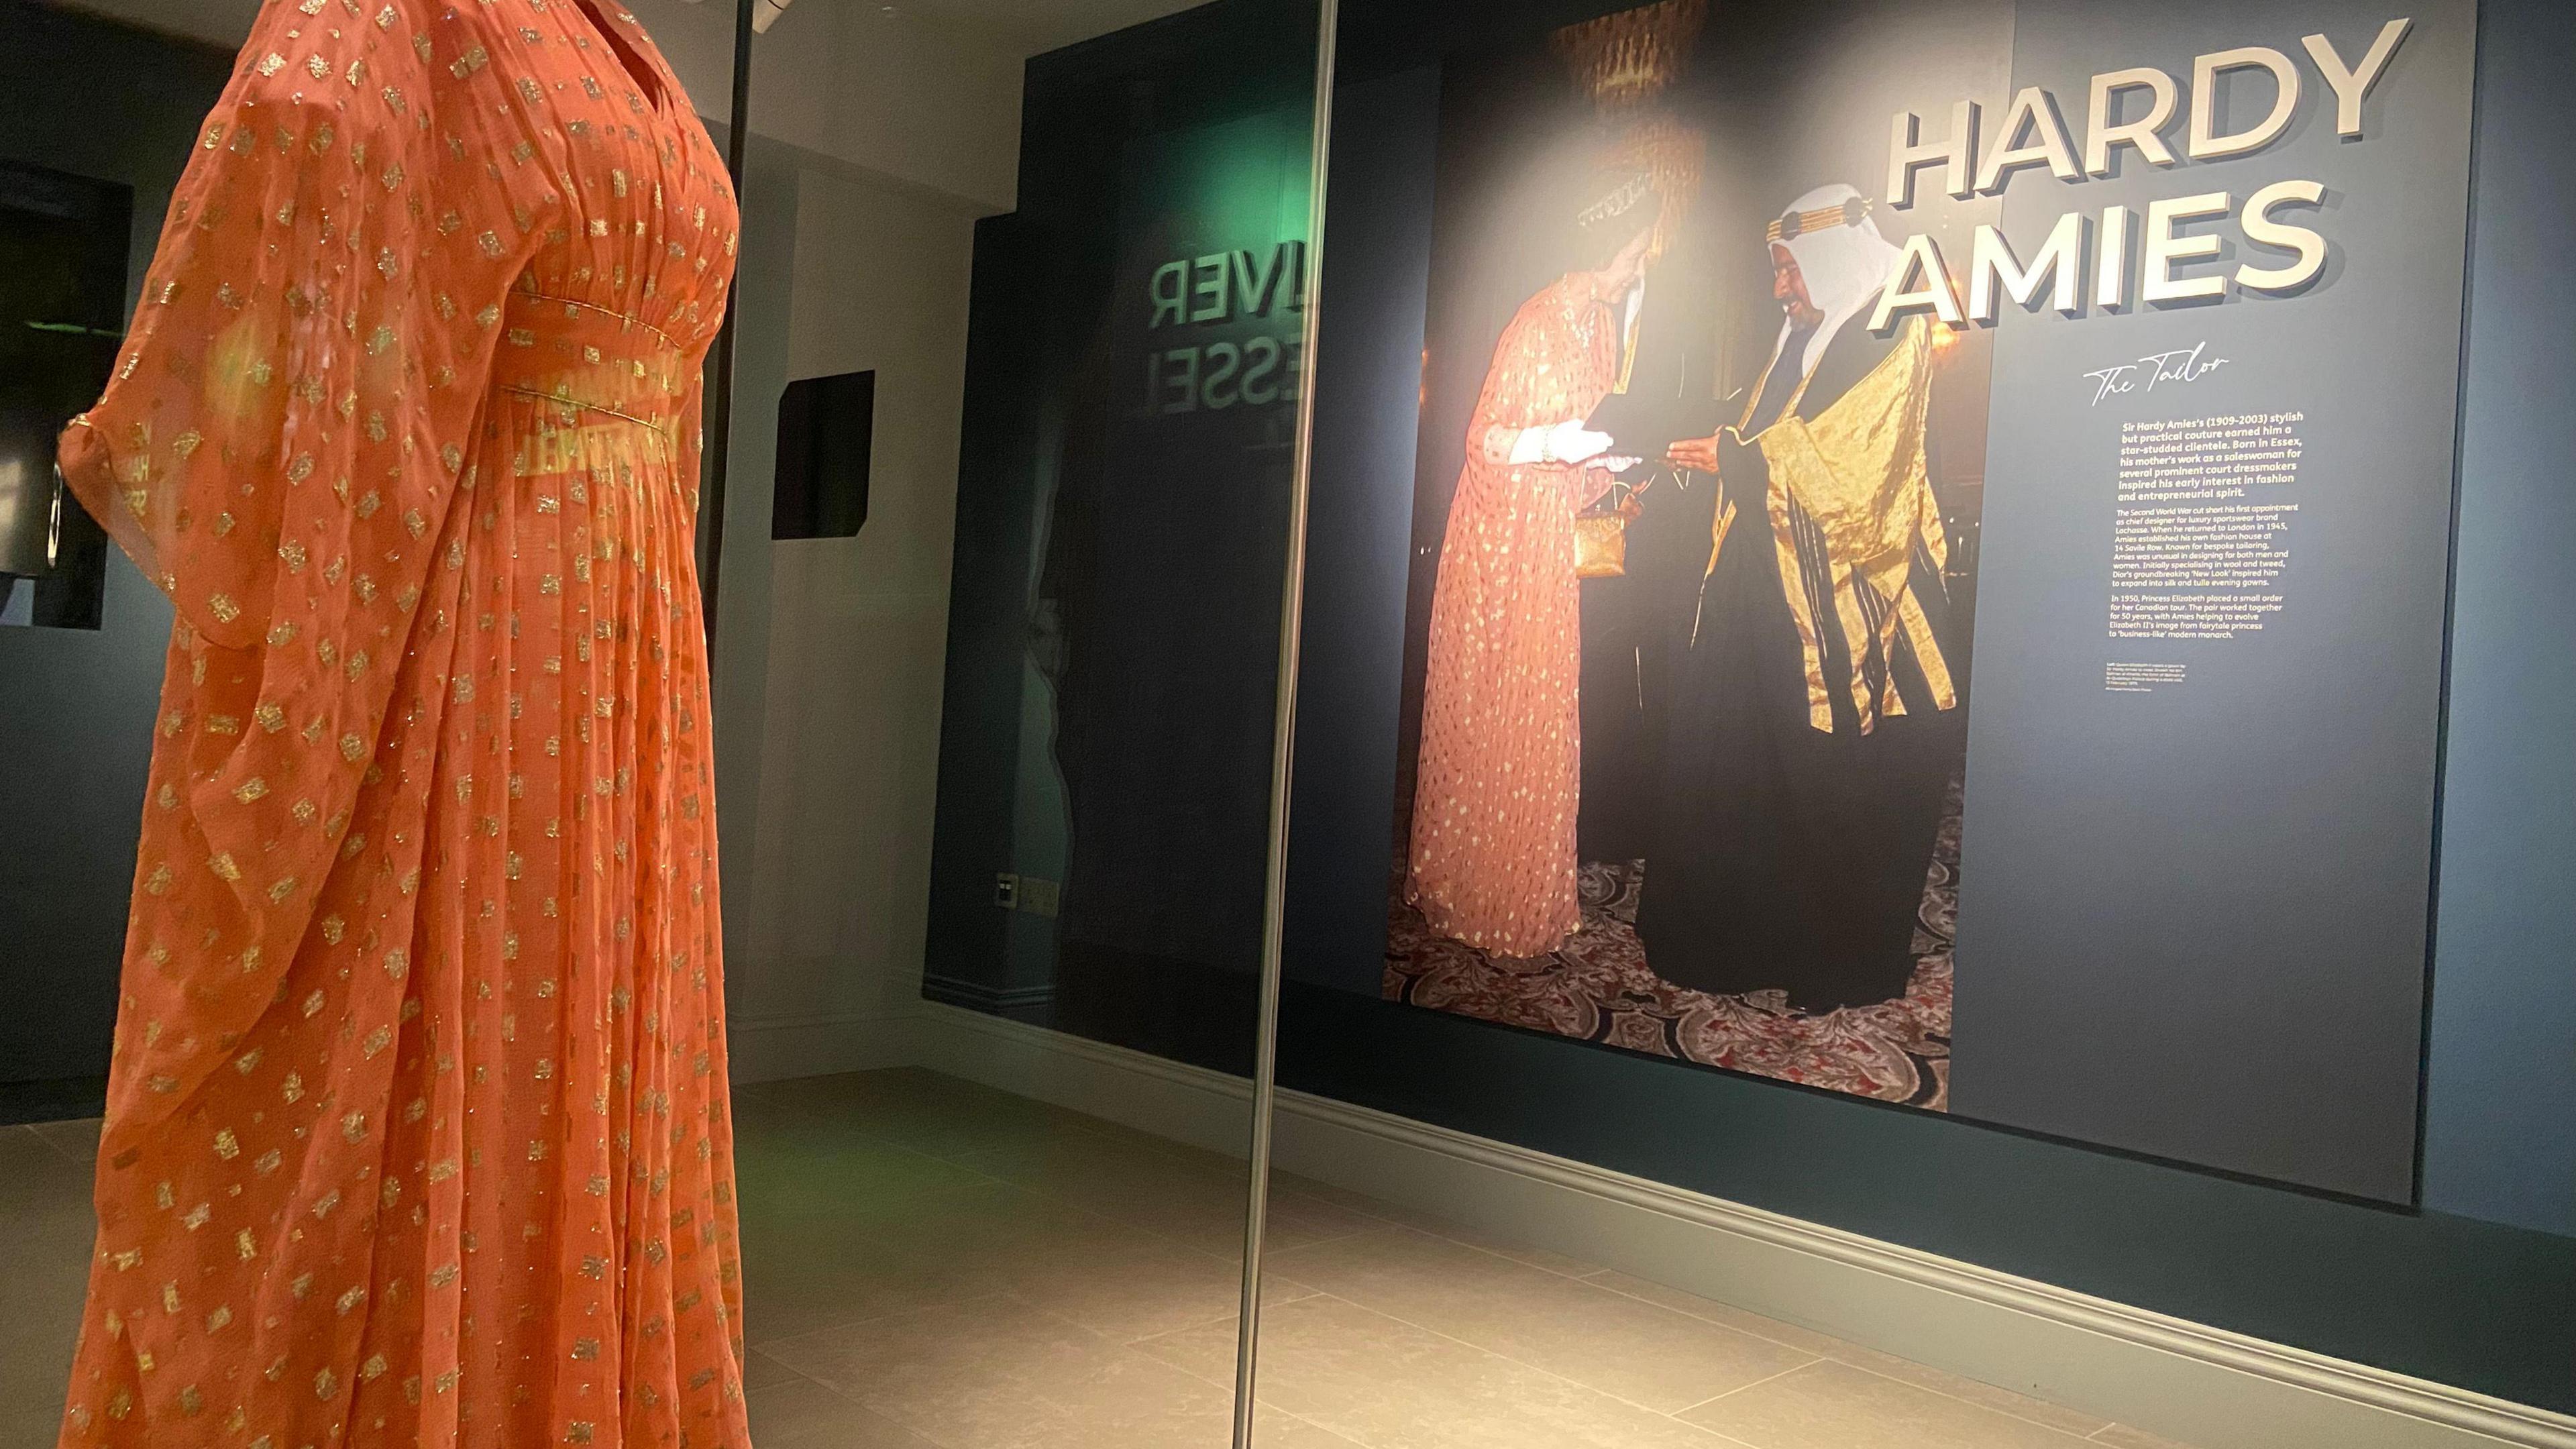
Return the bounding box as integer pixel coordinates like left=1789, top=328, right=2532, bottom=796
left=841, top=0, right=1206, bottom=57
left=55, top=0, right=1209, bottom=63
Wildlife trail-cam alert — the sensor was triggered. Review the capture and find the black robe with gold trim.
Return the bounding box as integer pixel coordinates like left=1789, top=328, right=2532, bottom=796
left=1638, top=316, right=1962, bottom=1012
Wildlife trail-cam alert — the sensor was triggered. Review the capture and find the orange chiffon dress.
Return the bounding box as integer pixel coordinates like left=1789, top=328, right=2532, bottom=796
left=50, top=0, right=747, bottom=1444
left=1405, top=274, right=1621, bottom=957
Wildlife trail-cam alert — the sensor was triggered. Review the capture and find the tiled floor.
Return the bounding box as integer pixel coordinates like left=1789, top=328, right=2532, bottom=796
left=0, top=1069, right=2196, bottom=1448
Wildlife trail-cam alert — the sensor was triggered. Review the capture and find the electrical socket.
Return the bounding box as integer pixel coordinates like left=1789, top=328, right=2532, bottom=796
left=1017, top=875, right=1061, bottom=918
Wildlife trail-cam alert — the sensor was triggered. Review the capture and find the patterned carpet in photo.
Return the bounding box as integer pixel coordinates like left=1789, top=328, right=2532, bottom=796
left=1384, top=780, right=1959, bottom=1109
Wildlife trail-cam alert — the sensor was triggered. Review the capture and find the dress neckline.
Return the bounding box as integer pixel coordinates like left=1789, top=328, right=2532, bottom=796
left=565, top=0, right=676, bottom=121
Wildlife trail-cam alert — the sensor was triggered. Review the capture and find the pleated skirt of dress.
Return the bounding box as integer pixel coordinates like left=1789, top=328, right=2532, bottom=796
left=58, top=387, right=750, bottom=1449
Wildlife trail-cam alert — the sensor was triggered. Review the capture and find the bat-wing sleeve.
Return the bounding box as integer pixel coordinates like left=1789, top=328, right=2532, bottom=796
left=1462, top=275, right=1619, bottom=508
left=54, top=0, right=557, bottom=1120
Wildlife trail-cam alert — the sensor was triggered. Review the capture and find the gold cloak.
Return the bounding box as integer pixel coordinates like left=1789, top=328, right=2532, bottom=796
left=1718, top=317, right=1957, bottom=733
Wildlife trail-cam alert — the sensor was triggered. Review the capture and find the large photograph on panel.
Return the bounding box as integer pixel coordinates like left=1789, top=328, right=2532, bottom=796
left=1377, top=0, right=2472, bottom=1200
left=1387, top=0, right=2001, bottom=1108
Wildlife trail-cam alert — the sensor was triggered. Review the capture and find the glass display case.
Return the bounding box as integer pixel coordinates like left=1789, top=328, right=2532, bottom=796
left=4, top=1, right=2573, bottom=1447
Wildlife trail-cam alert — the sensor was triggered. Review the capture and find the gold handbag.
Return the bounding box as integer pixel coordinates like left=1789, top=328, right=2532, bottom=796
left=1574, top=488, right=1644, bottom=579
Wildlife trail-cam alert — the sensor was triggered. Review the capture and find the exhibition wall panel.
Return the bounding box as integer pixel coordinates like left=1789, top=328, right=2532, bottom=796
left=928, top=0, right=2576, bottom=1415
left=1276, top=0, right=2572, bottom=1411
left=1318, top=0, right=2472, bottom=1206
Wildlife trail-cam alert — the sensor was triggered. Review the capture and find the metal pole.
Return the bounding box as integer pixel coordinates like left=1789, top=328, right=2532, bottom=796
left=1231, top=0, right=1339, bottom=1442
left=699, top=0, right=757, bottom=665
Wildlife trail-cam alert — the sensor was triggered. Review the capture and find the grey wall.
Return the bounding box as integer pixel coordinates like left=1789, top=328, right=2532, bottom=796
left=725, top=155, right=978, bottom=1077
left=708, top=128, right=801, bottom=1065
left=700, top=89, right=996, bottom=1083
left=2420, top=0, right=2576, bottom=1240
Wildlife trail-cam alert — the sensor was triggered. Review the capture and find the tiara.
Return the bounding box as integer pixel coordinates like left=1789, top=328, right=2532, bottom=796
left=1766, top=195, right=1872, bottom=243
left=1578, top=173, right=1656, bottom=229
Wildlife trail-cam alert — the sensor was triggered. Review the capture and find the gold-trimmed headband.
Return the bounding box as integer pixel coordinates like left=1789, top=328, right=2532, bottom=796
left=1766, top=195, right=1873, bottom=244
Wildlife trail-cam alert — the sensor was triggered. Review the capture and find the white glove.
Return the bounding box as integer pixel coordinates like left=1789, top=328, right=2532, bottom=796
left=1509, top=419, right=1616, bottom=466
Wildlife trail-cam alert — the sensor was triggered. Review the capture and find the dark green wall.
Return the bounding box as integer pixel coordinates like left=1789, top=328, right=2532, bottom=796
left=923, top=0, right=1322, bottom=1034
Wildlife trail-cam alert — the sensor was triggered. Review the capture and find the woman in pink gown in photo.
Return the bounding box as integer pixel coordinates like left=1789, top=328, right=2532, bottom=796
left=1405, top=174, right=1657, bottom=957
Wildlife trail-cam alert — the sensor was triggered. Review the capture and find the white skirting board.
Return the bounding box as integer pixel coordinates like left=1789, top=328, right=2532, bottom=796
left=906, top=1002, right=2576, bottom=1449
left=727, top=1007, right=918, bottom=1084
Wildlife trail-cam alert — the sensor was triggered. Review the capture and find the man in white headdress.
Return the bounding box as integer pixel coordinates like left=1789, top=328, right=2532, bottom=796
left=1640, top=181, right=1964, bottom=1012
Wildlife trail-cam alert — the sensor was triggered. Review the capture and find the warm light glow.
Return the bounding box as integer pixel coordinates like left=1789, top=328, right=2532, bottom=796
left=1553, top=2, right=1711, bottom=266
left=1550, top=0, right=1707, bottom=113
